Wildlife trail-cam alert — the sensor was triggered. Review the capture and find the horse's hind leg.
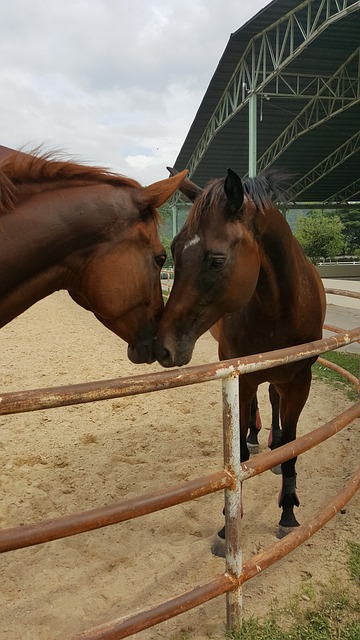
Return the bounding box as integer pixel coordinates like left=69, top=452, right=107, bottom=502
left=277, top=366, right=312, bottom=538
left=246, top=394, right=262, bottom=452
left=268, top=383, right=281, bottom=448
left=247, top=384, right=281, bottom=456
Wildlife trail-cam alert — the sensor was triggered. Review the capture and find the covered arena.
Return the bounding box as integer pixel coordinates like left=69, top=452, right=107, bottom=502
left=171, top=0, right=360, bottom=209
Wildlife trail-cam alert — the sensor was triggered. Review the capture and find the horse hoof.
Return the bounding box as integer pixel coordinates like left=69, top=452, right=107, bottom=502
left=211, top=535, right=226, bottom=558
left=276, top=524, right=297, bottom=539
left=247, top=442, right=260, bottom=453
left=271, top=464, right=282, bottom=475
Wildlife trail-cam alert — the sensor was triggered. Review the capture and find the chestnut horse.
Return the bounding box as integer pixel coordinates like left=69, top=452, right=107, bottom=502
left=156, top=168, right=326, bottom=549
left=0, top=148, right=187, bottom=363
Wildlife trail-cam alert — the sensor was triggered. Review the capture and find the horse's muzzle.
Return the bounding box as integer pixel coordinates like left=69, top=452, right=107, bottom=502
left=127, top=340, right=156, bottom=364
left=156, top=341, right=192, bottom=368
left=156, top=344, right=176, bottom=367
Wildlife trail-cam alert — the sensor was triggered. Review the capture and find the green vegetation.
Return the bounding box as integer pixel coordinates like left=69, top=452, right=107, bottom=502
left=348, top=541, right=360, bottom=587
left=159, top=201, right=174, bottom=268
left=229, top=594, right=359, bottom=639
left=292, top=207, right=360, bottom=263
left=228, top=547, right=360, bottom=639
left=312, top=350, right=360, bottom=400
left=159, top=201, right=190, bottom=268
left=336, top=208, right=360, bottom=256
left=160, top=235, right=174, bottom=269
left=295, top=212, right=345, bottom=263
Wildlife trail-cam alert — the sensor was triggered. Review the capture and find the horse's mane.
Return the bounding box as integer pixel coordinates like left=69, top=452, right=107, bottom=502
left=187, top=169, right=291, bottom=231
left=243, top=170, right=290, bottom=208
left=0, top=149, right=142, bottom=214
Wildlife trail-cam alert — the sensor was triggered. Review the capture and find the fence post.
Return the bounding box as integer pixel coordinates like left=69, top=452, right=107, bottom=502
left=222, top=373, right=242, bottom=631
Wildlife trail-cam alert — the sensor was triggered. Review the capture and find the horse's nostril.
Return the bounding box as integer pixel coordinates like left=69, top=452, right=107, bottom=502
left=157, top=344, right=173, bottom=367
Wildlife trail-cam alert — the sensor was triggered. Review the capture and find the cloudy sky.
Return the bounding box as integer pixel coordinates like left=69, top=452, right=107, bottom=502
left=1, top=0, right=270, bottom=185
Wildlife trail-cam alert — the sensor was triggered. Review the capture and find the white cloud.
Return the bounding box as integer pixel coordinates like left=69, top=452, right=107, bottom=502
left=0, top=0, right=270, bottom=185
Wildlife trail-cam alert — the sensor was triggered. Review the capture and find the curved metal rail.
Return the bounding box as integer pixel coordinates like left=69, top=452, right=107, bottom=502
left=1, top=327, right=359, bottom=416
left=0, top=288, right=359, bottom=639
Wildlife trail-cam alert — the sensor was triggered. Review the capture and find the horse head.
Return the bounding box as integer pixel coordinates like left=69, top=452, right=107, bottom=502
left=156, top=169, right=261, bottom=367
left=0, top=149, right=187, bottom=365
left=70, top=170, right=188, bottom=364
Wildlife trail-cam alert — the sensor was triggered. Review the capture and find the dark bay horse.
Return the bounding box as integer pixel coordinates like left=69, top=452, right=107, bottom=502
left=0, top=148, right=187, bottom=363
left=156, top=168, right=326, bottom=547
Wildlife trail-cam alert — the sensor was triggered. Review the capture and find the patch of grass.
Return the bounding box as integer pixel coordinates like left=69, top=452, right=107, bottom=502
left=229, top=591, right=359, bottom=639
left=229, top=617, right=288, bottom=640
left=348, top=541, right=360, bottom=586
left=301, top=580, right=316, bottom=601
left=229, top=542, right=360, bottom=640
left=312, top=349, right=360, bottom=400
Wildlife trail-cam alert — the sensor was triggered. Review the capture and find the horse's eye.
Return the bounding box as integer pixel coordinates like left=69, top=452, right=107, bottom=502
left=155, top=253, right=166, bottom=268
left=209, top=255, right=226, bottom=270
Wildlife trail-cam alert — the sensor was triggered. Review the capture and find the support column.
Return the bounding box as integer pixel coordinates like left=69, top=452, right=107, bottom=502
left=171, top=204, right=177, bottom=238
left=248, top=92, right=257, bottom=178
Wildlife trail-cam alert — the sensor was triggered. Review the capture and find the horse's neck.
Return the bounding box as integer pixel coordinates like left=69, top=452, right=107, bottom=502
left=1, top=186, right=106, bottom=278
left=255, top=212, right=301, bottom=309
left=0, top=266, right=63, bottom=328
left=0, top=187, right=109, bottom=325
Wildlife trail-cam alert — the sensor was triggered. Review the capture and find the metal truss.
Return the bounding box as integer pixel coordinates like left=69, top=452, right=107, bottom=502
left=257, top=48, right=360, bottom=173
left=289, top=130, right=360, bottom=200
left=323, top=177, right=360, bottom=203
left=186, top=0, right=360, bottom=176
left=262, top=68, right=359, bottom=99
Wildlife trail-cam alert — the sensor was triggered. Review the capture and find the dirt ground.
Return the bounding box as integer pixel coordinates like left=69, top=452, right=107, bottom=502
left=1, top=292, right=359, bottom=640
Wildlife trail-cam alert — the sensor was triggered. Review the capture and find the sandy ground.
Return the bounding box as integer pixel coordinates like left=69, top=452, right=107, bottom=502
left=0, top=292, right=359, bottom=640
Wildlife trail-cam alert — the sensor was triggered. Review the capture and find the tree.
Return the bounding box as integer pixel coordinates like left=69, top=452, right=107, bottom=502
left=159, top=235, right=174, bottom=269
left=334, top=208, right=360, bottom=255
left=295, top=212, right=345, bottom=263
left=310, top=207, right=360, bottom=255
left=159, top=202, right=173, bottom=237
left=159, top=203, right=174, bottom=268
left=159, top=201, right=190, bottom=268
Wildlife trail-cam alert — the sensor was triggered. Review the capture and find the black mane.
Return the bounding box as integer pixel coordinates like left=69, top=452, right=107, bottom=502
left=243, top=169, right=291, bottom=209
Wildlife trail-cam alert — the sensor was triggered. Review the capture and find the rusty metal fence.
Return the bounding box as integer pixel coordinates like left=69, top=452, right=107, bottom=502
left=0, top=289, right=359, bottom=639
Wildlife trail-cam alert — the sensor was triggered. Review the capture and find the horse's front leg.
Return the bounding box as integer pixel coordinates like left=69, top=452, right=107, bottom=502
left=278, top=456, right=300, bottom=535
left=277, top=366, right=312, bottom=538
left=267, top=383, right=282, bottom=474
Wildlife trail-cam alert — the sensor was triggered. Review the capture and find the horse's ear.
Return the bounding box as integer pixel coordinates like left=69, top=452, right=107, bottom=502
left=224, top=168, right=244, bottom=218
left=140, top=169, right=188, bottom=208
left=167, top=166, right=203, bottom=202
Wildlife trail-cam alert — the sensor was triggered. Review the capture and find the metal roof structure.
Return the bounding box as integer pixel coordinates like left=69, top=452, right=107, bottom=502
left=172, top=0, right=360, bottom=206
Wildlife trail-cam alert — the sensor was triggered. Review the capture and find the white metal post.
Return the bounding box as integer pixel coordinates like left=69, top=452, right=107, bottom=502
left=171, top=204, right=177, bottom=238
left=222, top=373, right=242, bottom=631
